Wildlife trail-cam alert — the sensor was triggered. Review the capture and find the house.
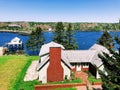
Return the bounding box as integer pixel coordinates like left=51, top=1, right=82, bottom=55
left=62, top=50, right=96, bottom=71
left=48, top=28, right=52, bottom=31
left=37, top=42, right=109, bottom=83
left=6, top=37, right=23, bottom=52
left=8, top=24, right=21, bottom=28
left=39, top=41, right=65, bottom=63
left=8, top=37, right=22, bottom=45
left=37, top=42, right=71, bottom=83
left=89, top=44, right=109, bottom=78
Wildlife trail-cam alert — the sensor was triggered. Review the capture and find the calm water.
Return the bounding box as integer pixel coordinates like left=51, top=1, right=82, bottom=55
left=0, top=31, right=120, bottom=55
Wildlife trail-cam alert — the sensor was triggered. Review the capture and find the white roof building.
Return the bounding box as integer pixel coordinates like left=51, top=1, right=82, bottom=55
left=62, top=50, right=96, bottom=63
left=7, top=37, right=22, bottom=45
left=39, top=41, right=65, bottom=62
left=89, top=43, right=109, bottom=53
left=8, top=24, right=21, bottom=28
left=39, top=41, right=65, bottom=56
left=89, top=43, right=110, bottom=67
left=37, top=42, right=109, bottom=83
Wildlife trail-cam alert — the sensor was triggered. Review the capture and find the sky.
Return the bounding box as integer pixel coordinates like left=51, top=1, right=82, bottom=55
left=0, top=0, right=120, bottom=23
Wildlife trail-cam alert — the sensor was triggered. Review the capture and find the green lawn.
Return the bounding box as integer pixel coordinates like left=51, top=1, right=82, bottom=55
left=47, top=78, right=82, bottom=84
left=0, top=55, right=82, bottom=90
left=0, top=55, right=39, bottom=90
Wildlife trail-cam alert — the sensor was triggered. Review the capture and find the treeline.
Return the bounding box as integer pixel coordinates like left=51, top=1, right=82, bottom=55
left=0, top=21, right=120, bottom=31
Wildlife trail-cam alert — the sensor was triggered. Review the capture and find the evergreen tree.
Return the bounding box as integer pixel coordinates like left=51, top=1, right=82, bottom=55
left=119, top=19, right=120, bottom=30
left=35, top=27, right=45, bottom=52
left=53, top=22, right=66, bottom=45
left=98, top=36, right=120, bottom=89
left=65, top=23, right=78, bottom=50
left=26, top=27, right=45, bottom=55
left=98, top=31, right=113, bottom=49
left=26, top=30, right=36, bottom=55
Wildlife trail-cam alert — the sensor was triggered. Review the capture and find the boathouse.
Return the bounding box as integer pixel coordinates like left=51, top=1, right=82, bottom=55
left=6, top=37, right=23, bottom=52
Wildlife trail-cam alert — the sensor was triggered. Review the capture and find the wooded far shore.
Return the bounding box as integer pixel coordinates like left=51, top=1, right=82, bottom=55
left=0, top=22, right=120, bottom=34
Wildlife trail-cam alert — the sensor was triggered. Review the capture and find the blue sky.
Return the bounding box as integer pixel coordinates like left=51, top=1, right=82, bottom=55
left=0, top=0, right=120, bottom=22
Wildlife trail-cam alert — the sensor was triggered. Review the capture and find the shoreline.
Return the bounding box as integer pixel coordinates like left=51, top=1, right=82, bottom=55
left=0, top=29, right=120, bottom=35
left=0, top=29, right=53, bottom=35
left=0, top=30, right=31, bottom=35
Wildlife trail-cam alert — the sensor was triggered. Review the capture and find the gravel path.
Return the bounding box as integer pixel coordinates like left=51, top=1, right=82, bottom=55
left=24, top=61, right=38, bottom=81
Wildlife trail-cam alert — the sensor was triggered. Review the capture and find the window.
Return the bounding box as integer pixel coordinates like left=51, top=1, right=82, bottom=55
left=82, top=63, right=89, bottom=68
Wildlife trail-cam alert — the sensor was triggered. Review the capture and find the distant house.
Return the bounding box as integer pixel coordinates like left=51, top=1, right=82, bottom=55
left=48, top=28, right=52, bottom=31
left=8, top=24, right=21, bottom=28
left=37, top=42, right=109, bottom=83
left=6, top=37, right=23, bottom=52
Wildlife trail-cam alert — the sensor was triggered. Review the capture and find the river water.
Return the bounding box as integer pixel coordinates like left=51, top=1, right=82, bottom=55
left=0, top=31, right=120, bottom=55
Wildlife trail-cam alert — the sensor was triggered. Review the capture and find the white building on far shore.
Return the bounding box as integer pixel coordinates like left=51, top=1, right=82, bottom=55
left=7, top=37, right=22, bottom=45
left=8, top=24, right=21, bottom=28
left=6, top=37, right=23, bottom=52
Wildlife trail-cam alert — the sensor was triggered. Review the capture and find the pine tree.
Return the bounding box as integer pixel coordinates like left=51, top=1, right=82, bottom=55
left=65, top=23, right=78, bottom=50
left=98, top=31, right=113, bottom=49
left=118, top=19, right=120, bottom=30
left=53, top=22, right=66, bottom=45
left=35, top=27, right=45, bottom=52
left=26, top=30, right=36, bottom=55
left=26, top=27, right=45, bottom=55
left=98, top=36, right=120, bottom=90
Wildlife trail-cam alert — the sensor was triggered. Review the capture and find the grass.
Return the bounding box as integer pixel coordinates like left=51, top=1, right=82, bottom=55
left=15, top=80, right=40, bottom=90
left=0, top=55, right=39, bottom=90
left=13, top=56, right=40, bottom=90
left=87, top=72, right=101, bottom=84
left=47, top=78, right=82, bottom=85
left=0, top=55, right=82, bottom=90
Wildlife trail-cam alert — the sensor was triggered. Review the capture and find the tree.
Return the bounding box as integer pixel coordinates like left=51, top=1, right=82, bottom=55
left=98, top=36, right=120, bottom=89
left=53, top=22, right=78, bottom=49
left=118, top=19, right=120, bottom=30
left=97, top=31, right=113, bottom=49
left=65, top=23, right=78, bottom=50
left=53, top=22, right=66, bottom=45
left=26, top=27, right=45, bottom=55
left=26, top=30, right=36, bottom=55
left=35, top=27, right=45, bottom=51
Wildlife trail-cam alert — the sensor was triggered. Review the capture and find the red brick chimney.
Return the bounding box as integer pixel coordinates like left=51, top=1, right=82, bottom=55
left=47, top=47, right=63, bottom=82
